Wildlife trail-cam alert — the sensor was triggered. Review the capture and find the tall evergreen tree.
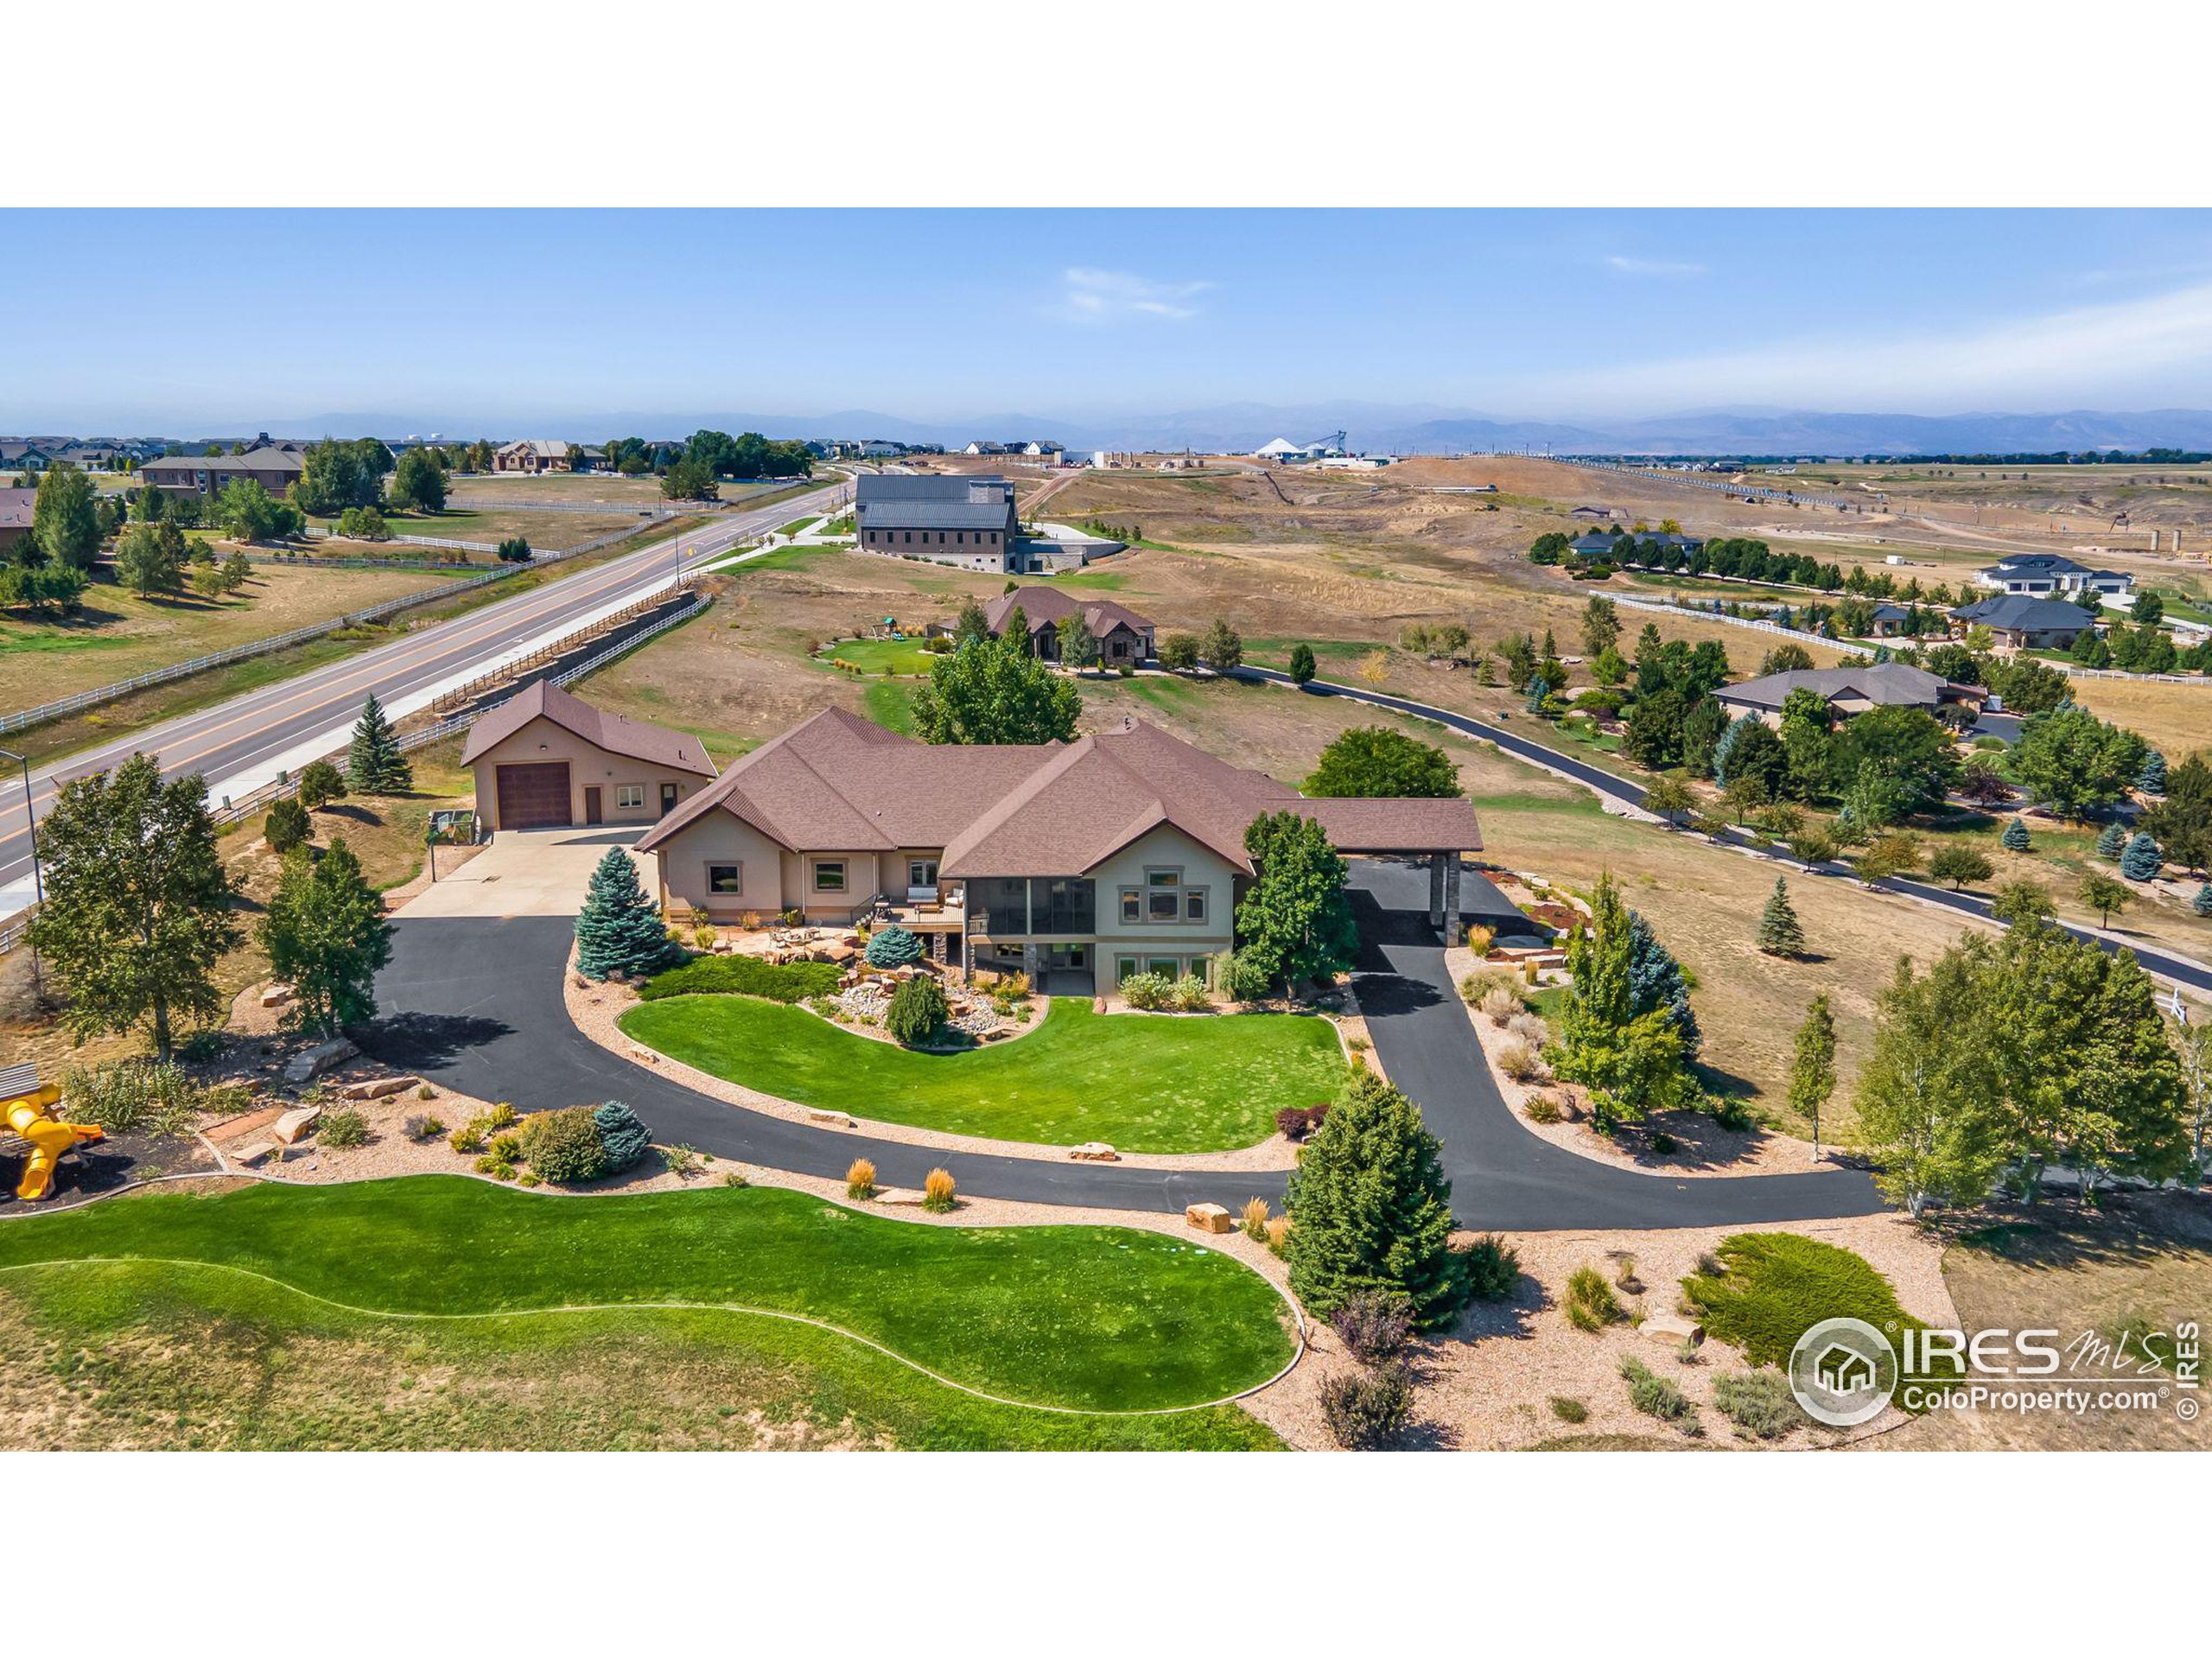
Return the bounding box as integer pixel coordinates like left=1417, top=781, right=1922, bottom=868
left=28, top=753, right=240, bottom=1058
left=346, top=694, right=413, bottom=792
left=2196, top=883, right=2212, bottom=918
left=1058, top=608, right=1100, bottom=673
left=1284, top=1072, right=1468, bottom=1328
left=1287, top=642, right=1318, bottom=686
left=594, top=1099, right=652, bottom=1172
left=1624, top=910, right=1700, bottom=1055
left=574, top=848, right=681, bottom=981
left=1550, top=874, right=1691, bottom=1126
left=31, top=462, right=101, bottom=571
left=258, top=837, right=393, bottom=1037
left=1757, top=875, right=1806, bottom=957
left=2139, top=749, right=2168, bottom=794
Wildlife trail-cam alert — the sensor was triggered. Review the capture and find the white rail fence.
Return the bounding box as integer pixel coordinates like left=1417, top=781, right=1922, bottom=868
left=0, top=587, right=711, bottom=958
left=1608, top=593, right=1877, bottom=659
left=0, top=567, right=516, bottom=738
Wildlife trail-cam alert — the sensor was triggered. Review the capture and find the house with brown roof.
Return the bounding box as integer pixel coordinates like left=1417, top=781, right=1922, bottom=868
left=494, top=440, right=580, bottom=474
left=0, top=487, right=35, bottom=556
left=139, top=448, right=306, bottom=497
left=461, top=679, right=717, bottom=831
left=1714, top=663, right=1977, bottom=728
left=635, top=707, right=1480, bottom=991
left=984, top=586, right=1155, bottom=667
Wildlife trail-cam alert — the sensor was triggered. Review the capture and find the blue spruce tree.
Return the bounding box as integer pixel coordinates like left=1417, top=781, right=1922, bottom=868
left=2000, top=815, right=2031, bottom=853
left=2139, top=750, right=2168, bottom=794
left=2120, top=831, right=2162, bottom=882
left=574, top=848, right=680, bottom=980
left=2095, top=820, right=2127, bottom=860
left=1624, top=909, right=1700, bottom=1059
left=593, top=1100, right=652, bottom=1172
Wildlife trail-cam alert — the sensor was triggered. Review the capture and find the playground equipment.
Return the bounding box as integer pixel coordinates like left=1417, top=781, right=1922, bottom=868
left=2, top=1063, right=105, bottom=1202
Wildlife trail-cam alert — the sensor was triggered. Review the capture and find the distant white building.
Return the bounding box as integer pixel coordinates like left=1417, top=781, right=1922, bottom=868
left=1254, top=435, right=1346, bottom=462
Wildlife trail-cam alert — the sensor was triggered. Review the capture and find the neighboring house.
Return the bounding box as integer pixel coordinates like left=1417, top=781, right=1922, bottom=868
left=635, top=708, right=1482, bottom=992
left=1567, top=528, right=1705, bottom=562
left=54, top=443, right=126, bottom=472
left=0, top=487, right=35, bottom=556
left=138, top=448, right=306, bottom=497
left=461, top=679, right=717, bottom=831
left=858, top=439, right=904, bottom=459
left=984, top=585, right=1155, bottom=666
left=1866, top=601, right=1912, bottom=638
left=1567, top=505, right=1616, bottom=520
left=1714, top=663, right=1974, bottom=728
left=854, top=473, right=1020, bottom=572
left=963, top=441, right=1004, bottom=456
left=1974, top=552, right=2133, bottom=599
left=1949, top=594, right=2098, bottom=651
left=494, top=440, right=578, bottom=474
left=0, top=442, right=55, bottom=473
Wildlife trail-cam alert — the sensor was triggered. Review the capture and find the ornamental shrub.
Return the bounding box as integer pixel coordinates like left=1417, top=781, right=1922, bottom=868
left=264, top=796, right=311, bottom=855
left=636, top=955, right=839, bottom=1002
left=2000, top=815, right=2031, bottom=853
left=884, top=975, right=948, bottom=1046
left=1713, top=1369, right=1808, bottom=1440
left=846, top=1157, right=877, bottom=1200
left=594, top=1099, right=652, bottom=1173
left=318, top=1106, right=369, bottom=1148
left=1331, top=1289, right=1414, bottom=1363
left=922, top=1166, right=957, bottom=1213
left=1319, top=1363, right=1414, bottom=1449
left=1459, top=1234, right=1522, bottom=1302
left=518, top=1105, right=607, bottom=1184
left=1618, top=1355, right=1696, bottom=1426
left=864, top=925, right=924, bottom=969
left=1118, top=970, right=1173, bottom=1010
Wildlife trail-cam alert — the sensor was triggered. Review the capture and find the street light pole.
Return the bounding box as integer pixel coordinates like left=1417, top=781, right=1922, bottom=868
left=1, top=745, right=45, bottom=1000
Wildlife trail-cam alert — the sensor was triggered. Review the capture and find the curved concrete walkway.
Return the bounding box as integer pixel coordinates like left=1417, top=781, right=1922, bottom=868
left=369, top=867, right=1884, bottom=1228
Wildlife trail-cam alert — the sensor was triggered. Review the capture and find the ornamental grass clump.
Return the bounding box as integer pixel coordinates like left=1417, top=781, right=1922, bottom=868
left=1240, top=1196, right=1271, bottom=1241
left=1713, top=1369, right=1809, bottom=1440
left=1618, top=1355, right=1697, bottom=1427
left=1566, top=1265, right=1624, bottom=1332
left=846, top=1157, right=877, bottom=1200
left=922, top=1166, right=957, bottom=1213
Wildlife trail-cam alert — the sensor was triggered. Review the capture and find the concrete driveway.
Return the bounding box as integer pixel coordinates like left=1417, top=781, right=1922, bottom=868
left=398, top=824, right=648, bottom=918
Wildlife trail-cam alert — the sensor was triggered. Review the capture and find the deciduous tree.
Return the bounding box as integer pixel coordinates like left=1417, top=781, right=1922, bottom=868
left=1233, top=811, right=1359, bottom=992
left=258, top=837, right=393, bottom=1037
left=1304, top=726, right=1459, bottom=798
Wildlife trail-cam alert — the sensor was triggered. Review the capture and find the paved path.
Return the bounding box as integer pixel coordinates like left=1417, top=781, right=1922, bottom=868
left=1238, top=668, right=2212, bottom=998
left=368, top=869, right=1885, bottom=1229
left=0, top=480, right=846, bottom=919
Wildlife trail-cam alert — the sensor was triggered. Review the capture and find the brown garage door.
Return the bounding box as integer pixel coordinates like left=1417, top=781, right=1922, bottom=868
left=494, top=762, right=571, bottom=830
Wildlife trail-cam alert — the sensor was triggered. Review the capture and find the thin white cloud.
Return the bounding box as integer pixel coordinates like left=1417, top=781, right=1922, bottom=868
left=1605, top=254, right=1707, bottom=277
left=1058, top=267, right=1211, bottom=322
left=1514, top=279, right=2212, bottom=416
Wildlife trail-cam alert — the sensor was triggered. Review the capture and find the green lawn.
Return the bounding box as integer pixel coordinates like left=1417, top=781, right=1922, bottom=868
left=861, top=679, right=915, bottom=734
left=621, top=995, right=1346, bottom=1152
left=0, top=1178, right=1294, bottom=1424
left=818, top=637, right=939, bottom=676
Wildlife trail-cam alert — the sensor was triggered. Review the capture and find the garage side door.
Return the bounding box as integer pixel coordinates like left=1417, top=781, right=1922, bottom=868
left=494, top=761, right=572, bottom=830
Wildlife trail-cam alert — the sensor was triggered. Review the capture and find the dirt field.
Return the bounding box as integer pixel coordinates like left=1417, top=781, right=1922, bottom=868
left=0, top=562, right=465, bottom=715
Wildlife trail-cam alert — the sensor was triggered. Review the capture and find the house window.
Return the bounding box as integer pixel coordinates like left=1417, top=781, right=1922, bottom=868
left=1120, top=889, right=1141, bottom=924
left=1185, top=890, right=1207, bottom=923
left=814, top=861, right=846, bottom=893
left=1147, top=957, right=1179, bottom=979
left=1116, top=956, right=1141, bottom=982
left=707, top=863, right=743, bottom=896
left=909, top=858, right=938, bottom=888
left=1147, top=869, right=1179, bottom=887
left=1148, top=889, right=1180, bottom=922
left=615, top=785, right=645, bottom=810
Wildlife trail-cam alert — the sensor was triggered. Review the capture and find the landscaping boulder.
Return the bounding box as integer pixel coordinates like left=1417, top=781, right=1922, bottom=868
left=272, top=1105, right=321, bottom=1146
left=231, top=1140, right=281, bottom=1166
left=260, top=982, right=296, bottom=1010
left=283, top=1038, right=356, bottom=1084
left=1185, top=1202, right=1233, bottom=1234
left=339, top=1075, right=413, bottom=1101
left=874, top=1186, right=925, bottom=1207
left=1642, top=1313, right=1705, bottom=1348
left=1070, top=1141, right=1120, bottom=1162
left=806, top=1109, right=855, bottom=1128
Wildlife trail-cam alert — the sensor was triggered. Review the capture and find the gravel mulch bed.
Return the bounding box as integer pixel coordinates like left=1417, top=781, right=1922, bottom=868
left=1444, top=945, right=1825, bottom=1178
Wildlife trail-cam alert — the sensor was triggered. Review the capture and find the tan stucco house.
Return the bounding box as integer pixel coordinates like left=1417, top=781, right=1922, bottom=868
left=461, top=679, right=716, bottom=831
left=1713, top=663, right=1977, bottom=728
left=635, top=707, right=1480, bottom=992
left=985, top=585, right=1155, bottom=667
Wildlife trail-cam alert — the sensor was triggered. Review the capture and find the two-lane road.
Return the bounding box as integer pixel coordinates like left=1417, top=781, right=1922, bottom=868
left=0, top=479, right=845, bottom=918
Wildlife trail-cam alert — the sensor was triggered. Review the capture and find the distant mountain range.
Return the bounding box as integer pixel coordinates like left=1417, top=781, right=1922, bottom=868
left=67, top=404, right=2212, bottom=459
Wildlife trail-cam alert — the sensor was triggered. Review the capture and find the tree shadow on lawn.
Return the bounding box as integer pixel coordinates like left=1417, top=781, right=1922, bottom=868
left=358, top=1011, right=513, bottom=1071
left=1948, top=1189, right=2212, bottom=1270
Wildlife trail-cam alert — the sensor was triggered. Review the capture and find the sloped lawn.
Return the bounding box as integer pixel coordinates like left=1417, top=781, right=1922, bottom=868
left=620, top=995, right=1346, bottom=1152
left=0, top=1177, right=1294, bottom=1421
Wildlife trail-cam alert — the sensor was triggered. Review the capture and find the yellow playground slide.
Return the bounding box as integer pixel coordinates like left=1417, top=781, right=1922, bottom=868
left=2, top=1063, right=105, bottom=1203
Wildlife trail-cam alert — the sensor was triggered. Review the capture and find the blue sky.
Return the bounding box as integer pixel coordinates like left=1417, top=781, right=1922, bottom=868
left=8, top=208, right=2212, bottom=429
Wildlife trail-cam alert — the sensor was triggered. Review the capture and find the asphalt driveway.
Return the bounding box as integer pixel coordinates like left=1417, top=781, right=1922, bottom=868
left=367, top=865, right=1885, bottom=1229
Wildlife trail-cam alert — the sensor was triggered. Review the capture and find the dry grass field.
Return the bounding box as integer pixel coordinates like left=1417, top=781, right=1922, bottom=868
left=0, top=562, right=464, bottom=715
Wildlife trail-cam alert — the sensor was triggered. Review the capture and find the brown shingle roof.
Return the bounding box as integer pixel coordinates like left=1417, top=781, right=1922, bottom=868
left=637, top=708, right=1481, bottom=873
left=984, top=585, right=1154, bottom=642
left=460, top=679, right=716, bottom=777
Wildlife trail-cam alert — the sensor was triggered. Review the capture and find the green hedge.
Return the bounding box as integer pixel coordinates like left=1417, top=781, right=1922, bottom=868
left=636, top=954, right=843, bottom=1003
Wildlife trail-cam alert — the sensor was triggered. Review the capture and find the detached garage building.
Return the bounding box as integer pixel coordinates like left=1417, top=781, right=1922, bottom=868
left=462, top=679, right=716, bottom=831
